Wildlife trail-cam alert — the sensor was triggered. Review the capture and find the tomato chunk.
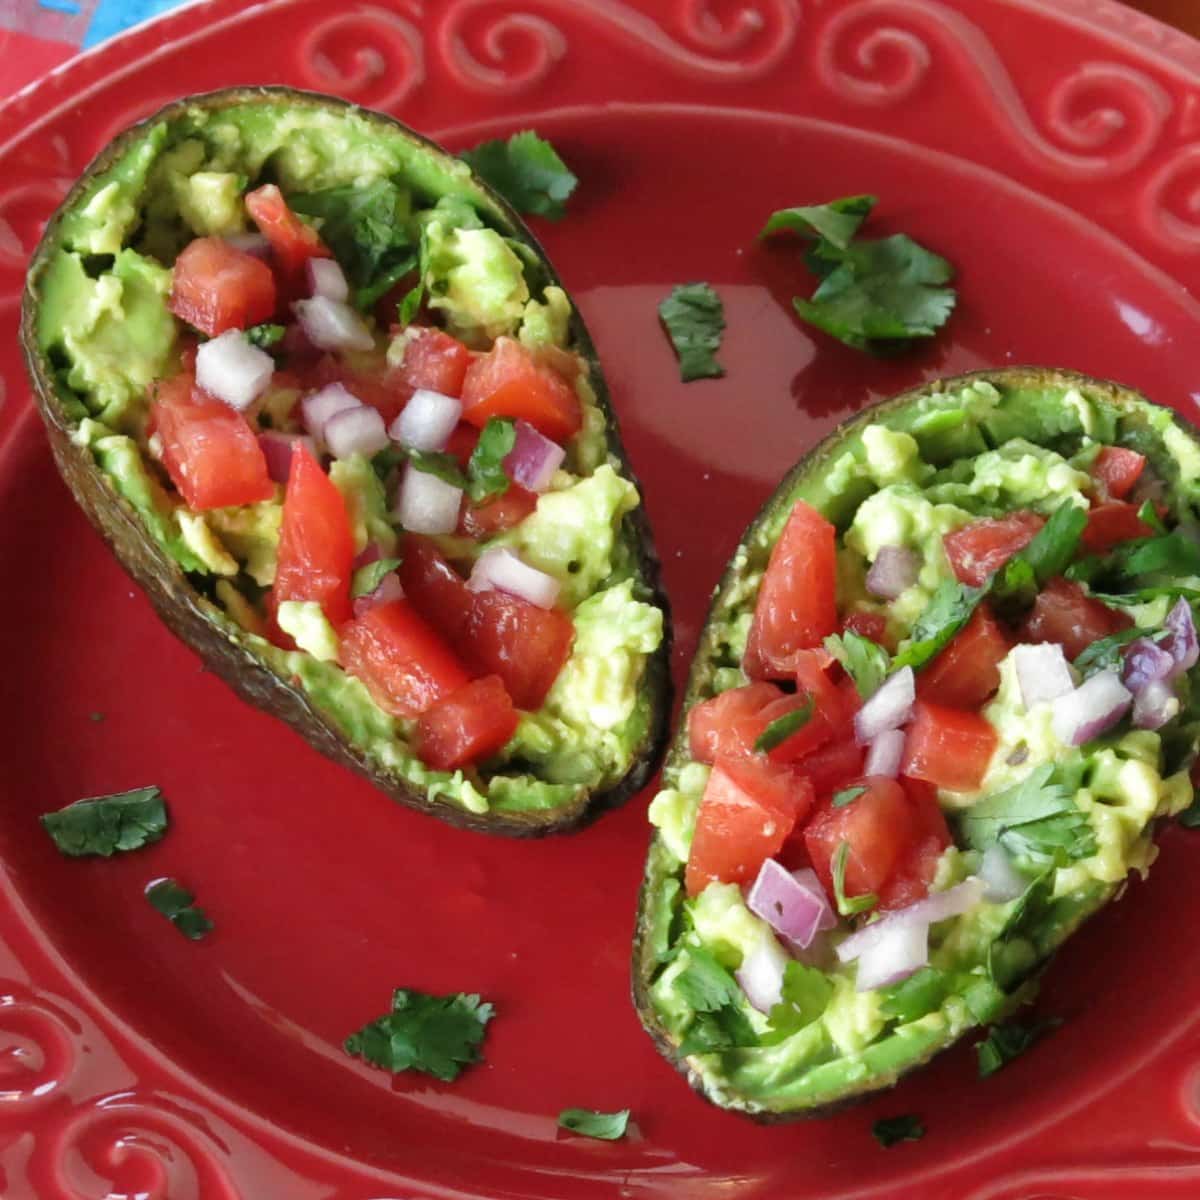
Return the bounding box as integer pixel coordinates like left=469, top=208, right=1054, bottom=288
left=398, top=534, right=476, bottom=645
left=274, top=444, right=356, bottom=625
left=458, top=486, right=538, bottom=539
left=744, top=501, right=839, bottom=680
left=876, top=778, right=953, bottom=912
left=1092, top=446, right=1146, bottom=500
left=685, top=758, right=815, bottom=896
left=1081, top=500, right=1154, bottom=554
left=917, top=605, right=1010, bottom=711
left=339, top=598, right=472, bottom=718
left=444, top=423, right=480, bottom=470
left=151, top=373, right=274, bottom=511
left=1019, top=576, right=1131, bottom=661
left=465, top=590, right=575, bottom=710
left=460, top=337, right=582, bottom=443
left=943, top=511, right=1045, bottom=587
left=687, top=682, right=782, bottom=764
left=900, top=701, right=998, bottom=793
left=389, top=327, right=473, bottom=401
left=797, top=737, right=865, bottom=794
left=168, top=237, right=277, bottom=336
left=415, top=675, right=519, bottom=769
left=245, top=184, right=331, bottom=279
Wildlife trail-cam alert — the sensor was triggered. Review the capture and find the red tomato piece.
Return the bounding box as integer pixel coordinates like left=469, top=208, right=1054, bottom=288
left=687, top=682, right=783, bottom=764
left=876, top=778, right=953, bottom=912
left=917, top=605, right=1010, bottom=711
left=444, top=423, right=480, bottom=470
left=397, top=534, right=475, bottom=645
left=415, top=675, right=519, bottom=769
left=1092, top=446, right=1146, bottom=500
left=900, top=701, right=998, bottom=793
left=307, top=354, right=404, bottom=424
left=797, top=737, right=865, bottom=794
left=274, top=444, right=356, bottom=626
left=245, top=184, right=331, bottom=279
left=150, top=373, right=274, bottom=511
left=458, top=486, right=538, bottom=539
left=943, top=511, right=1045, bottom=587
left=168, top=237, right=277, bottom=336
left=339, top=598, right=471, bottom=718
left=1081, top=500, right=1154, bottom=554
left=841, top=610, right=890, bottom=647
left=685, top=758, right=815, bottom=896
left=743, top=501, right=839, bottom=680
left=1019, top=576, right=1132, bottom=661
left=389, top=327, right=473, bottom=401
left=460, top=336, right=582, bottom=443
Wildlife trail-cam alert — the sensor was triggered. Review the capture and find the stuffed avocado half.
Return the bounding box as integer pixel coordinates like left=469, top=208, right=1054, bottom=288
left=21, top=87, right=669, bottom=835
left=634, top=367, right=1199, bottom=1117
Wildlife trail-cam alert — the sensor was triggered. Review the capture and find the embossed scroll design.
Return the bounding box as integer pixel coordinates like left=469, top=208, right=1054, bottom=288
left=436, top=0, right=801, bottom=92
left=1141, top=144, right=1200, bottom=253
left=815, top=0, right=1173, bottom=182
left=0, top=990, right=79, bottom=1110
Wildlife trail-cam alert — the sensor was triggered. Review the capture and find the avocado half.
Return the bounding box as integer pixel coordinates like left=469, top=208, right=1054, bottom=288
left=20, top=87, right=671, bottom=837
left=633, top=367, right=1200, bottom=1119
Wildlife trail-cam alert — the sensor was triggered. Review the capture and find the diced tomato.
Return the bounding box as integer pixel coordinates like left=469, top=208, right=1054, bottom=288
left=759, top=691, right=836, bottom=763
left=150, top=373, right=274, bottom=511
left=309, top=354, right=404, bottom=424
left=685, top=758, right=815, bottom=896
left=765, top=650, right=854, bottom=763
left=917, top=605, right=1010, bottom=711
left=168, top=237, right=277, bottom=336
left=1092, top=446, right=1146, bottom=500
left=943, top=511, right=1045, bottom=587
left=876, top=778, right=953, bottom=911
left=744, top=501, right=839, bottom=680
left=1019, top=576, right=1132, bottom=661
left=464, top=590, right=574, bottom=710
left=841, top=610, right=890, bottom=647
left=687, top=682, right=782, bottom=763
left=245, top=184, right=331, bottom=280
left=415, top=675, right=519, bottom=769
left=388, top=327, right=473, bottom=401
left=460, top=337, right=582, bottom=443
left=397, top=534, right=475, bottom=645
left=900, top=701, right=998, bottom=793
left=339, top=598, right=471, bottom=718
left=444, top=423, right=480, bottom=470
left=797, top=737, right=865, bottom=793
left=458, top=486, right=538, bottom=539
left=274, top=444, right=355, bottom=625
left=1081, top=500, right=1154, bottom=554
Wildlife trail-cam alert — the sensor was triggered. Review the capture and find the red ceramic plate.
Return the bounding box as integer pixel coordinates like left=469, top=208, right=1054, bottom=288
left=4, top=2, right=1200, bottom=1196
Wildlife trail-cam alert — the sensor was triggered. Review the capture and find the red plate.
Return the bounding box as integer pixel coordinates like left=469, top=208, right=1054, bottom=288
left=4, top=2, right=1200, bottom=1196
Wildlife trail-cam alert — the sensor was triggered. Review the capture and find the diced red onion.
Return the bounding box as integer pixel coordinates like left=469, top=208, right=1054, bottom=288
left=390, top=388, right=462, bottom=452
left=852, top=920, right=929, bottom=993
left=980, top=844, right=1026, bottom=903
left=747, top=860, right=835, bottom=949
left=307, top=257, right=349, bottom=303
left=1012, top=643, right=1075, bottom=710
left=836, top=878, right=985, bottom=965
left=790, top=868, right=838, bottom=933
left=293, top=296, right=375, bottom=353
left=1164, top=598, right=1199, bottom=675
left=864, top=728, right=906, bottom=778
left=325, top=405, right=390, bottom=460
left=225, top=232, right=271, bottom=260
left=394, top=463, right=462, bottom=535
left=734, top=937, right=788, bottom=1015
left=1122, top=637, right=1175, bottom=693
left=257, top=431, right=314, bottom=485
left=1051, top=670, right=1132, bottom=746
left=467, top=548, right=561, bottom=609
left=194, top=329, right=274, bottom=411
left=352, top=571, right=404, bottom=617
left=505, top=419, right=565, bottom=494
left=853, top=667, right=915, bottom=745
left=1132, top=678, right=1179, bottom=730
left=301, top=383, right=361, bottom=441
left=866, top=546, right=919, bottom=600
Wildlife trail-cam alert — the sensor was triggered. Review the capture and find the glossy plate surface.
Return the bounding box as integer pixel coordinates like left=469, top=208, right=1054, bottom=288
left=4, top=1, right=1200, bottom=1197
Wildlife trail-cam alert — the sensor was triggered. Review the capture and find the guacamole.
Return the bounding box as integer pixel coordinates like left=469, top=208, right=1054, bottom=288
left=635, top=368, right=1199, bottom=1117
left=23, top=89, right=669, bottom=834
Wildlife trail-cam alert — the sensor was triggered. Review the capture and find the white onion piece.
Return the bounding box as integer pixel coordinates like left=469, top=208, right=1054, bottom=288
left=293, top=296, right=374, bottom=352
left=734, top=937, right=789, bottom=1014
left=1051, top=670, right=1132, bottom=746
left=853, top=921, right=929, bottom=993
left=301, top=383, right=361, bottom=441
left=395, top=463, right=463, bottom=535
left=194, top=329, right=274, bottom=411
left=325, top=405, right=390, bottom=460
left=352, top=572, right=404, bottom=617
left=980, top=844, right=1026, bottom=903
left=1012, top=643, right=1075, bottom=710
left=390, top=389, right=462, bottom=452
left=836, top=879, right=985, bottom=964
left=505, top=420, right=566, bottom=494
left=866, top=545, right=919, bottom=600
left=467, top=548, right=561, bottom=609
left=258, top=431, right=314, bottom=484
left=864, top=728, right=906, bottom=778
left=307, top=257, right=349, bottom=302
left=853, top=667, right=915, bottom=745
left=747, top=860, right=835, bottom=949
left=1132, top=678, right=1179, bottom=730
left=225, top=232, right=271, bottom=259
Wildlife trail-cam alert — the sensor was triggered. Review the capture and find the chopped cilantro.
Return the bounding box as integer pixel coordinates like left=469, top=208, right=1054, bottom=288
left=760, top=194, right=876, bottom=251
left=244, top=323, right=285, bottom=349
left=872, top=1114, right=925, bottom=1148
left=824, top=630, right=889, bottom=698
left=344, top=988, right=494, bottom=1081
left=41, top=786, right=167, bottom=858
left=1073, top=626, right=1150, bottom=674
left=658, top=283, right=726, bottom=382
left=833, top=785, right=867, bottom=808
left=762, top=961, right=833, bottom=1043
left=976, top=1017, right=1060, bottom=1078
left=145, top=878, right=213, bottom=940
left=407, top=450, right=469, bottom=489
left=1070, top=530, right=1200, bottom=593
left=1137, top=500, right=1167, bottom=535
left=675, top=947, right=758, bottom=1055
left=557, top=1108, right=630, bottom=1140
left=351, top=558, right=402, bottom=600
left=992, top=501, right=1087, bottom=613
left=832, top=841, right=877, bottom=916
left=880, top=967, right=949, bottom=1022
left=753, top=697, right=814, bottom=754
left=467, top=418, right=517, bottom=504
left=891, top=580, right=983, bottom=672
left=461, top=131, right=578, bottom=221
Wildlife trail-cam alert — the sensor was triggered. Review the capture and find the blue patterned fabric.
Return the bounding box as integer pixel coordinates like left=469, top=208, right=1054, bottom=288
left=83, top=0, right=184, bottom=47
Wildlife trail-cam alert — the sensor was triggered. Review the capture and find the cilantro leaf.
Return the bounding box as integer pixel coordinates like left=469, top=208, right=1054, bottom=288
left=999, top=814, right=1096, bottom=866
left=461, top=131, right=578, bottom=221
left=992, top=501, right=1087, bottom=613
left=41, top=787, right=168, bottom=858
left=753, top=697, right=814, bottom=754
left=351, top=557, right=402, bottom=600
left=1137, top=500, right=1167, bottom=535
left=1070, top=531, right=1200, bottom=593
left=557, top=1108, right=630, bottom=1140
left=873, top=1114, right=925, bottom=1148
left=762, top=961, right=833, bottom=1044
left=1073, top=626, right=1150, bottom=674
left=658, top=283, right=726, bottom=382
left=824, top=630, right=890, bottom=698
left=880, top=967, right=949, bottom=1022
left=675, top=947, right=758, bottom=1055
left=408, top=450, right=469, bottom=489
left=244, top=323, right=285, bottom=349
left=466, top=418, right=516, bottom=504
left=976, top=1017, right=1060, bottom=1078
left=344, top=988, right=494, bottom=1081
left=833, top=785, right=866, bottom=808
left=145, top=878, right=213, bottom=941
left=891, top=580, right=983, bottom=672
left=833, top=841, right=877, bottom=916
left=760, top=195, right=877, bottom=251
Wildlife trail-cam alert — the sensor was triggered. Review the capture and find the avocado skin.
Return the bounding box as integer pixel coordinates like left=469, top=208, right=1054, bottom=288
left=632, top=366, right=1199, bottom=1118
left=20, top=86, right=671, bottom=837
